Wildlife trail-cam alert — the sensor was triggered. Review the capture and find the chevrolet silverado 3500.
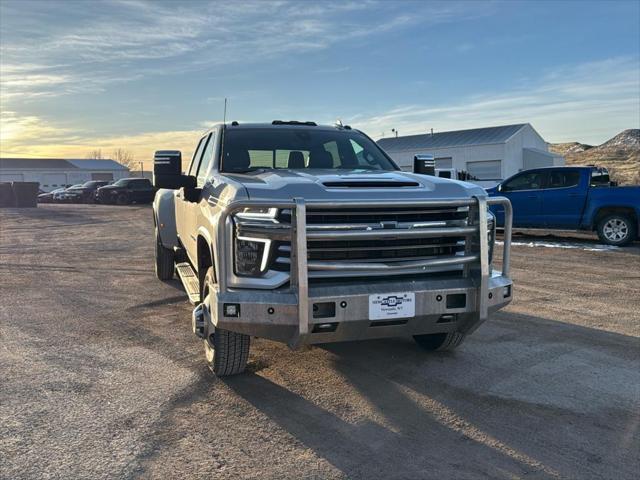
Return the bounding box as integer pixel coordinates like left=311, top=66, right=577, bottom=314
left=152, top=121, right=514, bottom=376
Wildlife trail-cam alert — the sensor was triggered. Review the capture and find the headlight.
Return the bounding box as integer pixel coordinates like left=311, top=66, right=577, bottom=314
left=234, top=236, right=271, bottom=276
left=234, top=207, right=278, bottom=220
left=232, top=208, right=278, bottom=277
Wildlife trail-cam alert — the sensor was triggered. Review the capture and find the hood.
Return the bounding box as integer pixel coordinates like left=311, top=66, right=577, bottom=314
left=224, top=169, right=486, bottom=202
left=97, top=185, right=121, bottom=191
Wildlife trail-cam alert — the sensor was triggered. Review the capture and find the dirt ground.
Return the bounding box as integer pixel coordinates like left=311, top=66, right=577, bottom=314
left=1, top=204, right=639, bottom=480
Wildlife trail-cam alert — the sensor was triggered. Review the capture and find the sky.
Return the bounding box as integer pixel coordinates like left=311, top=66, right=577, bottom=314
left=0, top=0, right=639, bottom=165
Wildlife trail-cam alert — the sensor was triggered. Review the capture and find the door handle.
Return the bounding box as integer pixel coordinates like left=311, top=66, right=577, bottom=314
left=527, top=195, right=537, bottom=199
left=568, top=193, right=580, bottom=197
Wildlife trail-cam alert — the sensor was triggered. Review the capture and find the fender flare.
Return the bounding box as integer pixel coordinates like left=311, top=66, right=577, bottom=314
left=196, top=225, right=216, bottom=280
left=153, top=189, right=179, bottom=249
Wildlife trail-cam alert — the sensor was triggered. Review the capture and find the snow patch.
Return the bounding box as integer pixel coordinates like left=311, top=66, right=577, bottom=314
left=496, top=240, right=620, bottom=252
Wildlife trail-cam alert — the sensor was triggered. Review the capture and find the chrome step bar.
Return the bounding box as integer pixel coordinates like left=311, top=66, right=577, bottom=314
left=175, top=262, right=200, bottom=304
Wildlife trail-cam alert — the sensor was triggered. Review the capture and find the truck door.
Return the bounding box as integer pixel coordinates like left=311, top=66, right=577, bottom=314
left=181, top=132, right=216, bottom=267
left=499, top=170, right=548, bottom=227
left=540, top=169, right=585, bottom=228
left=176, top=135, right=207, bottom=262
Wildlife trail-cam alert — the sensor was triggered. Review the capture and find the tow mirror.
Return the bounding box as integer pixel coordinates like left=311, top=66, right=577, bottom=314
left=413, top=154, right=435, bottom=175
left=153, top=150, right=195, bottom=189
left=497, top=183, right=503, bottom=192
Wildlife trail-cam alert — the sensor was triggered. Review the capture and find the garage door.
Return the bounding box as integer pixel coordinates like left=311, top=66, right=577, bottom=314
left=0, top=173, right=24, bottom=182
left=42, top=173, right=68, bottom=189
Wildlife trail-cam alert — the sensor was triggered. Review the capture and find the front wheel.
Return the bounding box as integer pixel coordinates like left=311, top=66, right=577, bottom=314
left=597, top=214, right=636, bottom=246
left=413, top=332, right=465, bottom=351
left=116, top=192, right=129, bottom=205
left=201, top=267, right=250, bottom=376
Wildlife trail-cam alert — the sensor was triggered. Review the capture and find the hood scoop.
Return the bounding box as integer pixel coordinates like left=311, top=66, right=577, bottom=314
left=322, top=180, right=420, bottom=188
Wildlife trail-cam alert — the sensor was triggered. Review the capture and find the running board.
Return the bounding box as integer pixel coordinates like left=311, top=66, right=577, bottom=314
left=175, top=262, right=200, bottom=304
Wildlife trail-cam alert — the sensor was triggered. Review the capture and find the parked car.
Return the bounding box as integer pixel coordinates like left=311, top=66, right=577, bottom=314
left=60, top=180, right=109, bottom=203
left=96, top=178, right=155, bottom=204
left=37, top=187, right=66, bottom=203
left=53, top=184, right=84, bottom=203
left=487, top=166, right=640, bottom=246
left=152, top=121, right=514, bottom=376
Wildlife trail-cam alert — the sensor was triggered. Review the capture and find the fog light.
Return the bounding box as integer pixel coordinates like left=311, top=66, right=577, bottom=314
left=224, top=303, right=240, bottom=317
left=503, top=286, right=511, bottom=298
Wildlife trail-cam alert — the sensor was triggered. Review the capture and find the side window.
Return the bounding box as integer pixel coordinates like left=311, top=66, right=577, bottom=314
left=546, top=170, right=580, bottom=189
left=187, top=136, right=207, bottom=176
left=196, top=133, right=216, bottom=186
left=502, top=172, right=546, bottom=192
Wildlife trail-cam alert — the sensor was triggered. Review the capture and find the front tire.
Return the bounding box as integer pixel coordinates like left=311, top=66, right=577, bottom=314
left=597, top=214, right=636, bottom=246
left=116, top=192, right=129, bottom=205
left=201, top=267, right=250, bottom=376
left=413, top=332, right=465, bottom=351
left=154, top=226, right=174, bottom=280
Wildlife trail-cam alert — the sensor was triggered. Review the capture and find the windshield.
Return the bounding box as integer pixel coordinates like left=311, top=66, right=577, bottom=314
left=221, top=128, right=397, bottom=173
left=112, top=179, right=129, bottom=187
left=82, top=181, right=102, bottom=188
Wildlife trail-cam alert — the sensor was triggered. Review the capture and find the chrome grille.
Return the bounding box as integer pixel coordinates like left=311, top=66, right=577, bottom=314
left=273, top=205, right=474, bottom=279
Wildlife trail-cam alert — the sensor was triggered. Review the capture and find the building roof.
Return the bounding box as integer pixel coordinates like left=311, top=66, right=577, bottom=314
left=523, top=147, right=555, bottom=158
left=377, top=124, right=527, bottom=151
left=0, top=158, right=127, bottom=171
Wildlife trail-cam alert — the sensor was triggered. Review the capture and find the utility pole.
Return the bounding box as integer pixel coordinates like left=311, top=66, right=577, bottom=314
left=139, top=162, right=144, bottom=177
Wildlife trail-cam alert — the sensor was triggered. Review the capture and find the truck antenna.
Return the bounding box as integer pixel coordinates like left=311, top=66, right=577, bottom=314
left=223, top=98, right=228, bottom=124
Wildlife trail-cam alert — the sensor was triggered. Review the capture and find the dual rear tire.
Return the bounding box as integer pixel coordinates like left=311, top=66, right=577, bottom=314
left=154, top=226, right=174, bottom=280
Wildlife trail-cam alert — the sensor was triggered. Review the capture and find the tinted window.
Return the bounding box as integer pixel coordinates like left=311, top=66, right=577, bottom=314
left=130, top=179, right=151, bottom=189
left=196, top=133, right=216, bottom=186
left=502, top=172, right=545, bottom=192
left=546, top=170, right=580, bottom=189
left=188, top=136, right=207, bottom=176
left=222, top=128, right=396, bottom=172
left=590, top=169, right=610, bottom=186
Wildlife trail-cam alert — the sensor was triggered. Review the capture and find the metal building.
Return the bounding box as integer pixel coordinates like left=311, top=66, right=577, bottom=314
left=377, top=123, right=564, bottom=187
left=0, top=158, right=130, bottom=192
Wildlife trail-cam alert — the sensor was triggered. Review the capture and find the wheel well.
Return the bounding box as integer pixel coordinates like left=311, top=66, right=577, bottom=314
left=593, top=207, right=637, bottom=230
left=197, top=236, right=215, bottom=289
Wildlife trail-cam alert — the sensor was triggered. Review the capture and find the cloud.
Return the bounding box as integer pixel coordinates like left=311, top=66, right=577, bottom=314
left=0, top=110, right=205, bottom=166
left=350, top=56, right=640, bottom=144
left=0, top=0, right=488, bottom=102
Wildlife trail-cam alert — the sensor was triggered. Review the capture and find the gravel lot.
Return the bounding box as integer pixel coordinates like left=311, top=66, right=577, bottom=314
left=1, top=204, right=639, bottom=480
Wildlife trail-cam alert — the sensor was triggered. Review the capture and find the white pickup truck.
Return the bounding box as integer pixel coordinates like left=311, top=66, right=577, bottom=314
left=153, top=121, right=514, bottom=376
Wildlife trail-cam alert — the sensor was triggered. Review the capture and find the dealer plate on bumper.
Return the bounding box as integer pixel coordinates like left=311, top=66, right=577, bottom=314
left=369, top=292, right=415, bottom=320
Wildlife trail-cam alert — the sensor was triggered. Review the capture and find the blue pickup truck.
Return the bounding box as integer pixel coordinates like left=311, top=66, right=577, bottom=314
left=487, top=166, right=640, bottom=246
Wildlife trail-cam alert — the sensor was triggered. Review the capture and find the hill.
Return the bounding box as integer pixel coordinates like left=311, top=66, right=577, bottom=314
left=549, top=129, right=639, bottom=185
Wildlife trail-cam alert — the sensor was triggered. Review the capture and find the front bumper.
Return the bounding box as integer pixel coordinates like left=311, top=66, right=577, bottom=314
left=208, top=272, right=512, bottom=347
left=204, top=196, right=514, bottom=348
